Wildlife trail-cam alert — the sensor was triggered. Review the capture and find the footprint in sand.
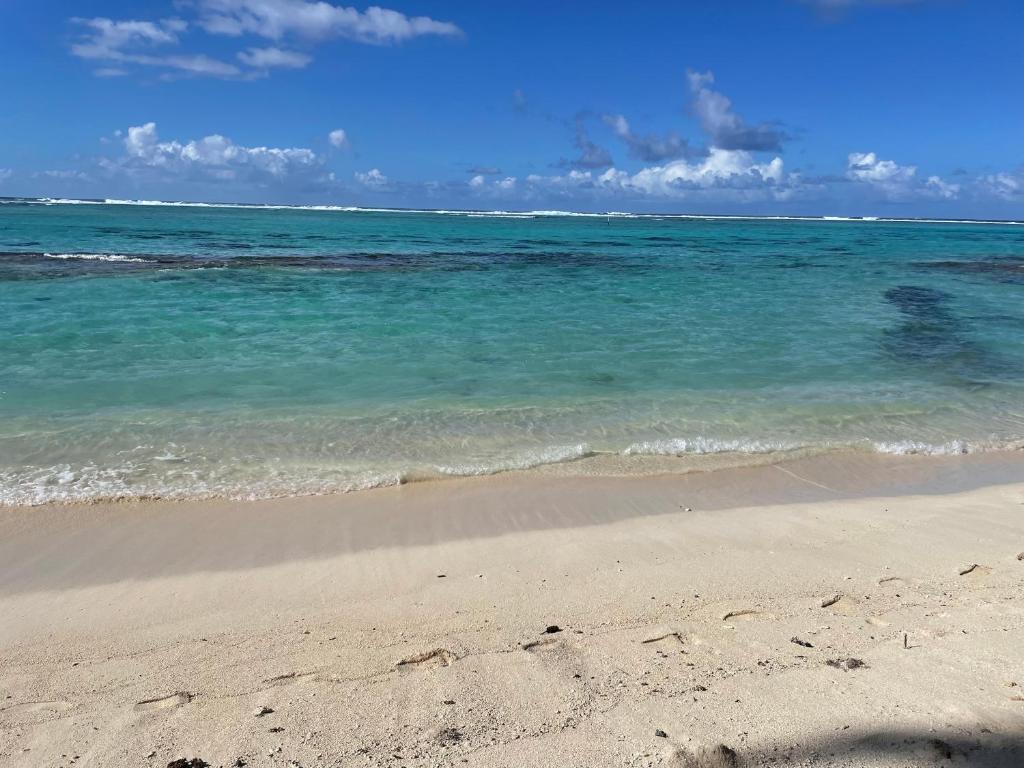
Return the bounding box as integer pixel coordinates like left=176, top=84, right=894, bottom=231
left=133, top=692, right=192, bottom=712
left=2, top=700, right=75, bottom=716
left=642, top=631, right=686, bottom=646
left=720, top=609, right=773, bottom=623
left=878, top=576, right=905, bottom=586
left=521, top=637, right=562, bottom=652
left=262, top=672, right=317, bottom=686
left=959, top=563, right=993, bottom=582
left=822, top=595, right=860, bottom=616
left=396, top=648, right=456, bottom=667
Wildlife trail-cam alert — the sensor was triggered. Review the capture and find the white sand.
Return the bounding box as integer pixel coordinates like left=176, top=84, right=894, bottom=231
left=1, top=454, right=1023, bottom=767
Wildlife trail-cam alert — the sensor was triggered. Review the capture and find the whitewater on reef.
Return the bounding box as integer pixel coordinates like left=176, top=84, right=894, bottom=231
left=1, top=196, right=1022, bottom=225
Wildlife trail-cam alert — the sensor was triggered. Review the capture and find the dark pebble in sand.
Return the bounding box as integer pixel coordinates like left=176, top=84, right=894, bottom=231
left=167, top=760, right=209, bottom=768
left=544, top=625, right=562, bottom=634
left=791, top=637, right=814, bottom=648
left=655, top=729, right=668, bottom=738
left=1017, top=552, right=1023, bottom=561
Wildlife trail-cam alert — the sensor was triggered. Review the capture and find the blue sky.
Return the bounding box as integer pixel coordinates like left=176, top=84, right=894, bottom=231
left=1, top=0, right=1022, bottom=216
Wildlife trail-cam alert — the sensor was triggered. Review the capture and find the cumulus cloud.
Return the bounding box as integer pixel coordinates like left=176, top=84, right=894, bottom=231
left=846, top=151, right=959, bottom=200
left=197, top=0, right=461, bottom=43
left=355, top=168, right=388, bottom=188
left=602, top=113, right=693, bottom=162
left=687, top=70, right=788, bottom=152
left=237, top=46, right=311, bottom=69
left=846, top=151, right=915, bottom=184
left=526, top=148, right=796, bottom=205
left=328, top=128, right=349, bottom=148
left=108, top=122, right=322, bottom=184
left=924, top=175, right=960, bottom=200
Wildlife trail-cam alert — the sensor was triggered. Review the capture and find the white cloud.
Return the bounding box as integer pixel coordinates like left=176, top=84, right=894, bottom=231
left=686, top=70, right=786, bottom=151
left=355, top=168, right=388, bottom=188
left=523, top=149, right=796, bottom=203
left=237, top=46, right=311, bottom=69
left=924, top=175, right=960, bottom=200
left=602, top=113, right=691, bottom=162
left=846, top=151, right=959, bottom=200
left=846, top=151, right=916, bottom=184
left=112, top=122, right=321, bottom=183
left=40, top=170, right=92, bottom=181
left=468, top=174, right=485, bottom=189
left=197, top=0, right=462, bottom=43
left=70, top=17, right=242, bottom=78
left=68, top=3, right=461, bottom=80
left=977, top=172, right=1021, bottom=201
left=628, top=149, right=785, bottom=194
left=328, top=128, right=349, bottom=149
left=70, top=17, right=186, bottom=59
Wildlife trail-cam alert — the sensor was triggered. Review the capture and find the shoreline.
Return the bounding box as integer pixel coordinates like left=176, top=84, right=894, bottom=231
left=2, top=453, right=1023, bottom=766
left=4, top=444, right=1023, bottom=510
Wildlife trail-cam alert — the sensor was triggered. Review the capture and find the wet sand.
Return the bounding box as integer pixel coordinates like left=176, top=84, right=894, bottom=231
left=1, top=453, right=1023, bottom=767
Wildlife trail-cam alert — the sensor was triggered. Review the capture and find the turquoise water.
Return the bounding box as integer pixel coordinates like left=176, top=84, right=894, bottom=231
left=2, top=198, right=1023, bottom=503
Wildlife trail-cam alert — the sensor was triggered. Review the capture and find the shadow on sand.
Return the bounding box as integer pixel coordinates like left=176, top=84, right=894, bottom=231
left=723, top=728, right=1024, bottom=767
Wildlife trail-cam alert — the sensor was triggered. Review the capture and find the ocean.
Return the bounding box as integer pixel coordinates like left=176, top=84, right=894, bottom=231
left=1, top=197, right=1022, bottom=504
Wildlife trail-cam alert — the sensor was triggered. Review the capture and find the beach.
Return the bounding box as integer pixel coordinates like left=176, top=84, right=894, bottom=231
left=2, top=452, right=1023, bottom=767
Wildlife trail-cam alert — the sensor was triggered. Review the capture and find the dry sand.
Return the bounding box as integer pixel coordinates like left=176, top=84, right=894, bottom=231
left=1, top=452, right=1023, bottom=767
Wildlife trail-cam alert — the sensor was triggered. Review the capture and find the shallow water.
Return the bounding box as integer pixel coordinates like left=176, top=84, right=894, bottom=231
left=2, top=198, right=1023, bottom=503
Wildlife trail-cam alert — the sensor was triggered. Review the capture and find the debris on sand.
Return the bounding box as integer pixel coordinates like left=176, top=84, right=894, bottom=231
left=959, top=563, right=984, bottom=575
left=721, top=609, right=758, bottom=621
left=1016, top=552, right=1023, bottom=561
left=436, top=727, right=463, bottom=744
left=544, top=625, right=562, bottom=634
left=790, top=637, right=814, bottom=648
left=167, top=760, right=209, bottom=768
left=826, top=657, right=867, bottom=671
left=821, top=594, right=842, bottom=608
left=253, top=706, right=273, bottom=717
left=655, top=729, right=668, bottom=738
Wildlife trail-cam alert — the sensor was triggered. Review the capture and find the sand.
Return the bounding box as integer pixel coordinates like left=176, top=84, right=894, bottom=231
left=1, top=452, right=1023, bottom=767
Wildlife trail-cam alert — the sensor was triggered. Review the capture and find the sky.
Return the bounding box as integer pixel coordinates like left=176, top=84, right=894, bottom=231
left=1, top=0, right=1022, bottom=216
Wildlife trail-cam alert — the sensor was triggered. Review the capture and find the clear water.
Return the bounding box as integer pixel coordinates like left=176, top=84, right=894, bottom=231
left=2, top=199, right=1023, bottom=504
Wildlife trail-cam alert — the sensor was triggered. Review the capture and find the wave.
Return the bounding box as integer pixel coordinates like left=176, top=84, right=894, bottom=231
left=2, top=436, right=1020, bottom=506
left=622, top=437, right=800, bottom=455
left=435, top=443, right=592, bottom=477
left=44, top=252, right=152, bottom=263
